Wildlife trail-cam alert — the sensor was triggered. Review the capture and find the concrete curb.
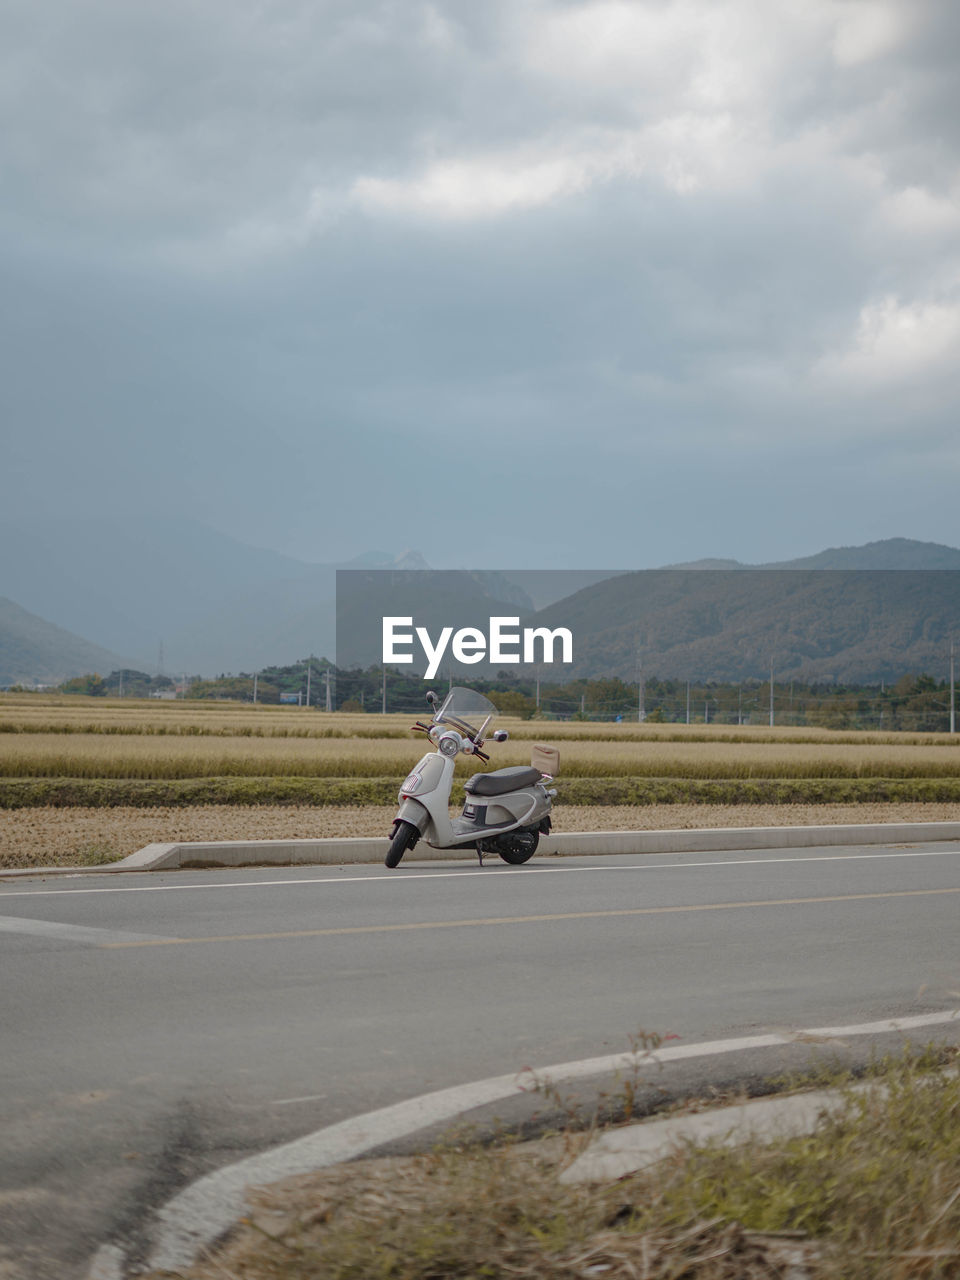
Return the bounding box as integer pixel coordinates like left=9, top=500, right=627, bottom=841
left=81, top=819, right=960, bottom=871
left=4, top=821, right=960, bottom=878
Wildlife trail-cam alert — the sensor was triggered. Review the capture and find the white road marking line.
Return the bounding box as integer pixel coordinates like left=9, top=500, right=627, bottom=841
left=273, top=1093, right=329, bottom=1106
left=0, top=915, right=170, bottom=946
left=10, top=846, right=960, bottom=900
left=135, top=1009, right=960, bottom=1276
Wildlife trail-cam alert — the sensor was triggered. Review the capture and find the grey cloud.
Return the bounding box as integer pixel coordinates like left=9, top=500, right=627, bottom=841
left=1, top=0, right=959, bottom=571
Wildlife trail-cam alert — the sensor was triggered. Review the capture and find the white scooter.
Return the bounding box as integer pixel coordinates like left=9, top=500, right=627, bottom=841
left=386, top=686, right=558, bottom=868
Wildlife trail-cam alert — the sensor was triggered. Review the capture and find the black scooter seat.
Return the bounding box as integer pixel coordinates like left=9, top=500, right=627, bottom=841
left=464, top=766, right=542, bottom=797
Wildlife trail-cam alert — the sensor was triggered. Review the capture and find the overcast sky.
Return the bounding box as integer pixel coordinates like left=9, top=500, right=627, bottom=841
left=2, top=0, right=959, bottom=569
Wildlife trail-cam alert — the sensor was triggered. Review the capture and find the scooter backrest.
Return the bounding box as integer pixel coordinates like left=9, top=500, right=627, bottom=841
left=530, top=743, right=560, bottom=776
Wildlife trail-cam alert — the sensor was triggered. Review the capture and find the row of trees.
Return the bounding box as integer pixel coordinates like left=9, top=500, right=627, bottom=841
left=59, top=670, right=179, bottom=698
left=336, top=668, right=957, bottom=732
left=52, top=663, right=959, bottom=733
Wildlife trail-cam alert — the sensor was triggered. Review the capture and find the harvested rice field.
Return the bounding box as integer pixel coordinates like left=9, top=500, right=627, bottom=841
left=4, top=802, right=960, bottom=869
left=5, top=731, right=960, bottom=779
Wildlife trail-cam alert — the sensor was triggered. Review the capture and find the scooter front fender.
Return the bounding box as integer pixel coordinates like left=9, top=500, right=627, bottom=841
left=395, top=797, right=431, bottom=833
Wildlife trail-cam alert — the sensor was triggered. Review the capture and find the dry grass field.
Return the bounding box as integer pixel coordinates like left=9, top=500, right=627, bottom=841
left=6, top=731, right=960, bottom=779
left=4, top=693, right=960, bottom=868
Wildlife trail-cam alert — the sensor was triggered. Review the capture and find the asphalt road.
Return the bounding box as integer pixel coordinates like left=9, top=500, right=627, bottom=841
left=2, top=844, right=959, bottom=1279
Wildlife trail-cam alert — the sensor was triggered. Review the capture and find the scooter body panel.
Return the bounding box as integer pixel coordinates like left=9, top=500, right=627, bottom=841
left=400, top=752, right=448, bottom=799
left=459, top=786, right=546, bottom=833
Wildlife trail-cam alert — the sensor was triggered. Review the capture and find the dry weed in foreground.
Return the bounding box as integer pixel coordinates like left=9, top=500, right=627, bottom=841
left=145, top=1143, right=812, bottom=1280
left=6, top=801, right=960, bottom=868
left=141, top=1052, right=960, bottom=1280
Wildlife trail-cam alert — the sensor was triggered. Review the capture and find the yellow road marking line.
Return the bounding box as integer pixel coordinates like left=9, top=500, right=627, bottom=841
left=102, top=885, right=960, bottom=948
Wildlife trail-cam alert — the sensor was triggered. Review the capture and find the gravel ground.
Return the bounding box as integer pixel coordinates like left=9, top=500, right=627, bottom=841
left=4, top=802, right=960, bottom=868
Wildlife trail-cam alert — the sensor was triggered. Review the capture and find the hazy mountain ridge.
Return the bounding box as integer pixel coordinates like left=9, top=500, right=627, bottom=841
left=660, top=538, right=960, bottom=572
left=0, top=519, right=431, bottom=675
left=0, top=598, right=129, bottom=686
left=527, top=556, right=960, bottom=683
left=756, top=538, right=960, bottom=571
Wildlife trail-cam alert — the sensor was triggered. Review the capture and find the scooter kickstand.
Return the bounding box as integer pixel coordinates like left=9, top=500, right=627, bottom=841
left=476, top=845, right=484, bottom=867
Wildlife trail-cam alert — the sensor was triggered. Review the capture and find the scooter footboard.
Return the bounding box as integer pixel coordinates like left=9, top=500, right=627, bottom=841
left=395, top=797, right=430, bottom=832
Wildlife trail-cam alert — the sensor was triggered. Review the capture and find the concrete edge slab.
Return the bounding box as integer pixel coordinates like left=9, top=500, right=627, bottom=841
left=561, top=1063, right=960, bottom=1184
left=560, top=1086, right=860, bottom=1184
left=5, top=821, right=960, bottom=879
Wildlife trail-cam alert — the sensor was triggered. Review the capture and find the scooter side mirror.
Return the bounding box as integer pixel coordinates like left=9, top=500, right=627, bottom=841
left=492, top=730, right=509, bottom=742
left=426, top=690, right=439, bottom=707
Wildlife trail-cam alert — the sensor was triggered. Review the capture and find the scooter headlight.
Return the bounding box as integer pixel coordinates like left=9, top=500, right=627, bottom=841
left=437, top=731, right=462, bottom=758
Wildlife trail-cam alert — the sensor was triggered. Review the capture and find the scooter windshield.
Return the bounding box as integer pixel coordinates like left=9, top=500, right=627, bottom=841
left=434, top=687, right=498, bottom=740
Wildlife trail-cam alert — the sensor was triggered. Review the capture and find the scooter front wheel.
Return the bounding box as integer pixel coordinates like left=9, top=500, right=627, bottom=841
left=385, top=820, right=419, bottom=869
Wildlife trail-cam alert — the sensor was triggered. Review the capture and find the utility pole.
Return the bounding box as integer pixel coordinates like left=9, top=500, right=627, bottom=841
left=305, top=659, right=312, bottom=709
left=382, top=667, right=387, bottom=715
left=769, top=658, right=775, bottom=728
left=118, top=670, right=123, bottom=699
left=637, top=643, right=645, bottom=723
left=253, top=672, right=258, bottom=704
left=536, top=668, right=541, bottom=711
left=685, top=680, right=691, bottom=725
left=324, top=668, right=332, bottom=712
left=951, top=640, right=956, bottom=735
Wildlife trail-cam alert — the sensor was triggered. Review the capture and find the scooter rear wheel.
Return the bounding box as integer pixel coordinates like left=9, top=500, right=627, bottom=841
left=496, top=827, right=539, bottom=864
left=385, top=820, right=419, bottom=868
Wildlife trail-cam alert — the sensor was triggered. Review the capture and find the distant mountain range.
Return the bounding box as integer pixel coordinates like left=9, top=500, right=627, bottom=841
left=0, top=516, right=594, bottom=678
left=2, top=521, right=960, bottom=685
left=339, top=541, right=960, bottom=684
